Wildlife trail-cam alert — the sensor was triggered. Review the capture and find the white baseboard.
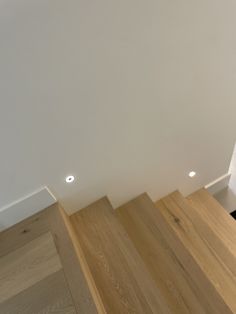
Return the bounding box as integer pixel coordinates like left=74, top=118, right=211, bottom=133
left=205, top=173, right=231, bottom=195
left=0, top=187, right=57, bottom=231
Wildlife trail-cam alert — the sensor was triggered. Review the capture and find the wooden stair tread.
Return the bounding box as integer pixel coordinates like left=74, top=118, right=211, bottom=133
left=117, top=193, right=209, bottom=314
left=187, top=188, right=236, bottom=247
left=186, top=188, right=236, bottom=283
left=69, top=197, right=169, bottom=314
left=156, top=191, right=236, bottom=314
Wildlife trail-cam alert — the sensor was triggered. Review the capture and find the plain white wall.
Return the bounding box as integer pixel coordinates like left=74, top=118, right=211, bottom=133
left=214, top=188, right=236, bottom=214
left=0, top=0, right=236, bottom=213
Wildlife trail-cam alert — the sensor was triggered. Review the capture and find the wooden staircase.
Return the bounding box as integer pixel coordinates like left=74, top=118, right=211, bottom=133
left=62, top=189, right=236, bottom=313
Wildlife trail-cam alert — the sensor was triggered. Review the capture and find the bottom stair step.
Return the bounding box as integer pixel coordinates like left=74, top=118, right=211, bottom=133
left=69, top=197, right=170, bottom=314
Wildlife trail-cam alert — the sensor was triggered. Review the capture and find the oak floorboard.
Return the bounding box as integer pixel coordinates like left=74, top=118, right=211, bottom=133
left=47, top=205, right=97, bottom=314
left=0, top=232, right=62, bottom=303
left=0, top=204, right=97, bottom=314
left=0, top=270, right=76, bottom=314
left=0, top=209, right=49, bottom=258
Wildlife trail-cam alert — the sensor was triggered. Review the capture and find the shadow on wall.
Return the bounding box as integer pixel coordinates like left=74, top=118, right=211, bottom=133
left=213, top=142, right=236, bottom=214
left=214, top=187, right=236, bottom=214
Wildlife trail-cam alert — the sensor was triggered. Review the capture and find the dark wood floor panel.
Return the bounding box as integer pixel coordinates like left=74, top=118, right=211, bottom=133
left=0, top=270, right=76, bottom=314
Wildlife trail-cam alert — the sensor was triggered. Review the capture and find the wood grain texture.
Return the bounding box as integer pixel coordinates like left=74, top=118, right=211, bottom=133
left=60, top=205, right=102, bottom=314
left=117, top=193, right=209, bottom=314
left=0, top=209, right=49, bottom=258
left=0, top=270, right=76, bottom=314
left=70, top=197, right=171, bottom=314
left=0, top=204, right=97, bottom=314
left=47, top=205, right=97, bottom=314
left=182, top=189, right=236, bottom=283
left=0, top=232, right=62, bottom=303
left=187, top=188, right=236, bottom=254
left=156, top=191, right=236, bottom=314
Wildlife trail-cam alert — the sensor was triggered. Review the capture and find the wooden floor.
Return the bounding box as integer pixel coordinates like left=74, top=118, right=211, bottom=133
left=1, top=270, right=76, bottom=314
left=0, top=232, right=76, bottom=313
left=2, top=188, right=236, bottom=313
left=0, top=204, right=97, bottom=314
left=0, top=232, right=62, bottom=303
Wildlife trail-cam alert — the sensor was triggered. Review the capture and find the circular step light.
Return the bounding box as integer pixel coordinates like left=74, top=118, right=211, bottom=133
left=65, top=175, right=75, bottom=183
left=188, top=171, right=196, bottom=178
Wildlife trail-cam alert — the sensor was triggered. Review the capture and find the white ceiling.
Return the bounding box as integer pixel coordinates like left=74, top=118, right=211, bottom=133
left=0, top=0, right=236, bottom=213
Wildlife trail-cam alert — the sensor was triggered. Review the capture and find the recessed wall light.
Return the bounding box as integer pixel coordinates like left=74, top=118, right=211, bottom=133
left=188, top=171, right=196, bottom=178
left=65, top=175, right=75, bottom=183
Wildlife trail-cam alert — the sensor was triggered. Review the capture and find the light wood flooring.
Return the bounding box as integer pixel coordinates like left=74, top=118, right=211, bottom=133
left=0, top=204, right=97, bottom=314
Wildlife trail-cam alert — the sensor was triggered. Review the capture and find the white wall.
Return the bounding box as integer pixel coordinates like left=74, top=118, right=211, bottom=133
left=0, top=0, right=236, bottom=213
left=212, top=144, right=236, bottom=213
left=214, top=188, right=236, bottom=214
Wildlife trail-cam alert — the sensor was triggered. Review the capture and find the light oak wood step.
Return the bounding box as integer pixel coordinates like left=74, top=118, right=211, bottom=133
left=187, top=188, right=236, bottom=253
left=116, top=193, right=209, bottom=314
left=185, top=189, right=236, bottom=282
left=156, top=191, right=236, bottom=314
left=68, top=197, right=170, bottom=314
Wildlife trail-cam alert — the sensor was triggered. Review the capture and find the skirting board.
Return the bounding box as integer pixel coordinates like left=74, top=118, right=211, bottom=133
left=0, top=187, right=57, bottom=231
left=205, top=173, right=231, bottom=195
